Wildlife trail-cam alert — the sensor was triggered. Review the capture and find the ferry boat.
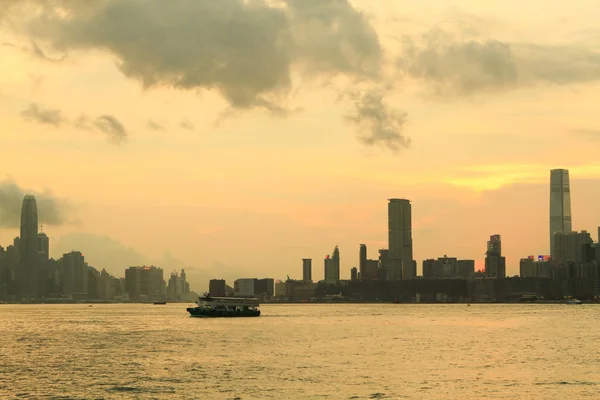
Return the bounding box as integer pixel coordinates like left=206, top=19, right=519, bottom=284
left=566, top=299, right=582, bottom=305
left=186, top=295, right=260, bottom=318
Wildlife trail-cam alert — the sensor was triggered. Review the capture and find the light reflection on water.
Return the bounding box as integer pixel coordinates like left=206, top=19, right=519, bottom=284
left=1, top=303, right=600, bottom=399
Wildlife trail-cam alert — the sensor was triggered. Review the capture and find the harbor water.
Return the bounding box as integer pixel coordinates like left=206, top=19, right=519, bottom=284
left=1, top=303, right=599, bottom=399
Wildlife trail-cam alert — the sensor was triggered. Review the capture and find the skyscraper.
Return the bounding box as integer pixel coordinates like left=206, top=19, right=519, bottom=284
left=550, top=169, right=572, bottom=258
left=19, top=195, right=39, bottom=299
left=302, top=258, right=312, bottom=282
left=388, top=199, right=414, bottom=280
left=485, top=234, right=506, bottom=278
left=324, top=246, right=340, bottom=282
left=359, top=244, right=367, bottom=280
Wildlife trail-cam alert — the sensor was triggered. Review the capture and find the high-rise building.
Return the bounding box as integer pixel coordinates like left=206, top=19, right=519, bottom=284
left=62, top=251, right=88, bottom=299
left=125, top=266, right=164, bottom=300
left=181, top=269, right=189, bottom=293
left=37, top=232, right=49, bottom=260
left=550, top=169, right=572, bottom=257
left=209, top=279, right=227, bottom=297
left=302, top=258, right=312, bottom=282
left=388, top=199, right=414, bottom=280
left=324, top=246, right=340, bottom=282
left=350, top=267, right=358, bottom=281
left=359, top=244, right=367, bottom=280
left=19, top=195, right=39, bottom=299
left=485, top=234, right=506, bottom=278
left=597, top=227, right=600, bottom=265
left=553, top=231, right=593, bottom=264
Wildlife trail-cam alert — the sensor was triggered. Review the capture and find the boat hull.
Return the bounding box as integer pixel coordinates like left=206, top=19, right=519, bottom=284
left=186, top=307, right=260, bottom=318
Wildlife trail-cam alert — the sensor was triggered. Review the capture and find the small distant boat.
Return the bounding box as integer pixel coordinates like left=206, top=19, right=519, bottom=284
left=566, top=299, right=582, bottom=305
left=186, top=295, right=260, bottom=318
left=153, top=301, right=167, bottom=305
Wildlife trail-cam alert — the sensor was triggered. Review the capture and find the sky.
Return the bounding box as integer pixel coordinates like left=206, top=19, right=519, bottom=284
left=1, top=0, right=600, bottom=291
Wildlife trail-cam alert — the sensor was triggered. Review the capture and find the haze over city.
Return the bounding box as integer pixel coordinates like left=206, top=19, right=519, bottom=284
left=2, top=0, right=600, bottom=291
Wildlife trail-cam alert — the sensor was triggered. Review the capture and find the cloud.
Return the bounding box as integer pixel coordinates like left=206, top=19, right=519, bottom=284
left=180, top=120, right=195, bottom=131
left=51, top=233, right=238, bottom=292
left=76, top=114, right=128, bottom=144
left=345, top=90, right=410, bottom=150
left=0, top=178, right=74, bottom=228
left=147, top=119, right=165, bottom=131
left=20, top=103, right=65, bottom=126
left=52, top=232, right=148, bottom=274
left=5, top=0, right=395, bottom=148
left=16, top=1, right=381, bottom=109
left=398, top=28, right=600, bottom=96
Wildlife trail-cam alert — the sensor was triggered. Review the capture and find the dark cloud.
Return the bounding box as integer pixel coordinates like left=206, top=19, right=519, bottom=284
left=147, top=120, right=165, bottom=131
left=345, top=90, right=410, bottom=151
left=398, top=28, right=600, bottom=96
left=20, top=103, right=65, bottom=126
left=93, top=115, right=127, bottom=144
left=0, top=178, right=74, bottom=228
left=285, top=0, right=382, bottom=78
left=76, top=114, right=127, bottom=144
left=18, top=0, right=383, bottom=108
left=31, top=40, right=67, bottom=62
left=5, top=0, right=393, bottom=147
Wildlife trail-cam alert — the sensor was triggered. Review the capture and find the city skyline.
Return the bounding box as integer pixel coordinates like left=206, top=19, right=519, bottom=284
left=1, top=1, right=600, bottom=290
left=2, top=164, right=597, bottom=294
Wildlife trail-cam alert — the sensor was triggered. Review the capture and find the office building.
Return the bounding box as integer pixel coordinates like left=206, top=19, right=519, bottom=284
left=19, top=195, right=39, bottom=299
left=456, top=260, right=475, bottom=279
left=255, top=278, right=274, bottom=297
left=359, top=244, right=367, bottom=280
left=209, top=279, right=227, bottom=297
left=234, top=278, right=256, bottom=297
left=550, top=169, right=572, bottom=257
left=520, top=256, right=553, bottom=278
left=553, top=231, right=593, bottom=264
left=388, top=199, right=414, bottom=280
left=62, top=251, right=88, bottom=299
left=125, top=265, right=164, bottom=300
left=422, top=256, right=473, bottom=279
left=485, top=234, right=506, bottom=278
left=302, top=258, right=312, bottom=282
left=324, top=246, right=340, bottom=282
left=350, top=267, right=358, bottom=281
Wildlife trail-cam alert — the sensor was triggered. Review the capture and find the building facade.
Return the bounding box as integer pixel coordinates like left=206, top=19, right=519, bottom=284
left=302, top=258, right=312, bottom=282
left=550, top=169, right=572, bottom=258
left=388, top=199, right=414, bottom=280
left=324, top=246, right=340, bottom=282
left=553, top=231, right=593, bottom=264
left=485, top=234, right=506, bottom=278
left=19, top=195, right=39, bottom=299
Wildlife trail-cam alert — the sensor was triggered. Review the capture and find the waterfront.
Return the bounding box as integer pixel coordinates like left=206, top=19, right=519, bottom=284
left=1, top=304, right=600, bottom=399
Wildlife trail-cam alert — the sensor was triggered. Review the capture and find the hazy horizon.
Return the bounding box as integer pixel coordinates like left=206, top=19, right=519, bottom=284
left=2, top=0, right=600, bottom=291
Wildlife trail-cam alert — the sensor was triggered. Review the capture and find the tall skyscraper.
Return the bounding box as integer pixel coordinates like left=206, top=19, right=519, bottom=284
left=324, top=246, right=340, bottom=282
left=359, top=244, right=367, bottom=280
left=302, top=258, right=312, bottom=282
left=388, top=199, right=414, bottom=280
left=19, top=195, right=39, bottom=299
left=485, top=234, right=506, bottom=278
left=550, top=169, right=572, bottom=257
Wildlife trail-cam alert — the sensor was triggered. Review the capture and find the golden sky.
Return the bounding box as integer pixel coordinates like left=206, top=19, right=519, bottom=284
left=1, top=0, right=600, bottom=290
